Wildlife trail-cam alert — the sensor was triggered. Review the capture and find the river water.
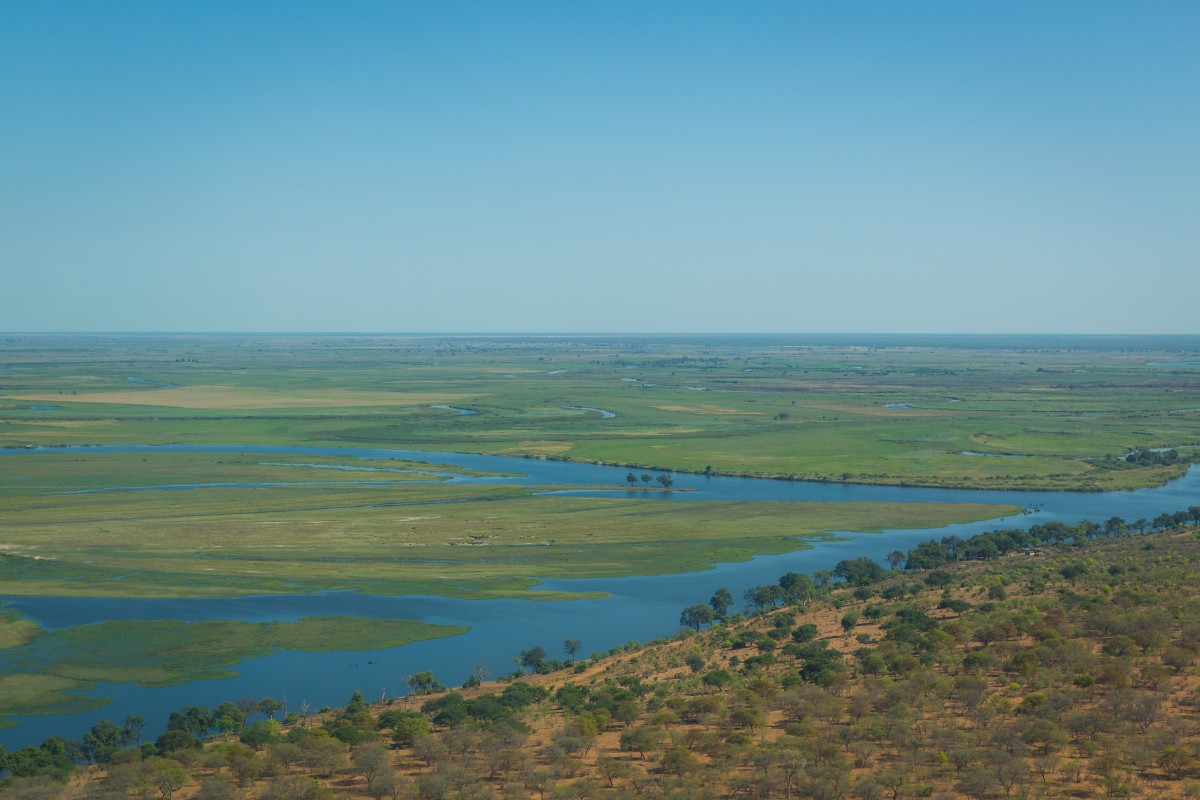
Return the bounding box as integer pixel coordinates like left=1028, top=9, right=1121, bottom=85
left=2, top=444, right=1198, bottom=747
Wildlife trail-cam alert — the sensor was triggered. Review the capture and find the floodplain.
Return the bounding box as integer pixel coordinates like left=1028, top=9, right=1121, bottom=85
left=0, top=334, right=1197, bottom=734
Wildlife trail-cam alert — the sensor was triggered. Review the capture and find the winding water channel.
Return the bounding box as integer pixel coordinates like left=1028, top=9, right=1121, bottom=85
left=2, top=444, right=1199, bottom=747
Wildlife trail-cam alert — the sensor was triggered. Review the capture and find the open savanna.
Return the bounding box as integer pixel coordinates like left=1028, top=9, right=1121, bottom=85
left=2, top=334, right=1197, bottom=490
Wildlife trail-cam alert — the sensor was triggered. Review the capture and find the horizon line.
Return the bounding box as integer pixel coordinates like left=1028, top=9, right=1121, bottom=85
left=4, top=331, right=1200, bottom=338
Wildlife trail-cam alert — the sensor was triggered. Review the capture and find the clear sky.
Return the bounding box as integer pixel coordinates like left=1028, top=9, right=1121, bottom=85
left=2, top=1, right=1197, bottom=333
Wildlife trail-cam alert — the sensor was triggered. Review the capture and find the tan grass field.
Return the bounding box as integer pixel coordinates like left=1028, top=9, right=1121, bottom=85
left=653, top=405, right=764, bottom=415
left=14, top=386, right=481, bottom=410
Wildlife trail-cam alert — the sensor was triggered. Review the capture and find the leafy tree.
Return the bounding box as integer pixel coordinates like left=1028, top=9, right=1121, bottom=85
left=235, top=696, right=259, bottom=719
left=710, top=587, right=734, bottom=616
left=352, top=742, right=394, bottom=796
left=519, top=646, right=547, bottom=672
left=149, top=758, right=190, bottom=800
left=1059, top=563, right=1088, bottom=584
left=240, top=719, right=281, bottom=749
left=4, top=740, right=79, bottom=782
left=833, top=557, right=885, bottom=586
left=744, top=584, right=783, bottom=610
left=381, top=712, right=430, bottom=747
left=168, top=706, right=216, bottom=740
left=122, top=714, right=146, bottom=745
left=661, top=746, right=700, bottom=776
left=156, top=729, right=201, bottom=756
left=702, top=668, right=734, bottom=690
left=407, top=670, right=443, bottom=695
left=213, top=701, right=247, bottom=734
left=301, top=735, right=349, bottom=777
left=564, top=638, right=582, bottom=662
left=258, top=696, right=283, bottom=720
left=905, top=540, right=951, bottom=570
left=778, top=572, right=816, bottom=603
left=792, top=623, right=818, bottom=643
left=421, top=692, right=469, bottom=728
left=82, top=719, right=125, bottom=764
left=680, top=604, right=714, bottom=631
left=345, top=690, right=368, bottom=714
left=619, top=727, right=657, bottom=759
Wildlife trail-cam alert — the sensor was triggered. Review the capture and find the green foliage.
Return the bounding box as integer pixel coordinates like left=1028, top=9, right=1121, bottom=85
left=833, top=557, right=886, bottom=586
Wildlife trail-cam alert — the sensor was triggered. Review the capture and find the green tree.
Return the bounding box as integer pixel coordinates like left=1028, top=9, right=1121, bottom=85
left=408, top=670, right=443, bottom=695
left=258, top=696, right=283, bottom=720
left=619, top=727, right=656, bottom=759
left=122, top=714, right=147, bottom=745
left=661, top=746, right=700, bottom=776
left=148, top=758, right=189, bottom=800
left=390, top=715, right=431, bottom=747
left=710, top=588, right=734, bottom=616
left=82, top=719, right=124, bottom=764
left=519, top=646, right=547, bottom=672
left=833, top=557, right=885, bottom=586
left=680, top=604, right=714, bottom=631
left=353, top=742, right=394, bottom=796
left=240, top=719, right=281, bottom=749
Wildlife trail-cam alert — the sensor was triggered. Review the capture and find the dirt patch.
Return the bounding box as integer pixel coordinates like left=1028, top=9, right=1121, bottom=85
left=653, top=405, right=763, bottom=415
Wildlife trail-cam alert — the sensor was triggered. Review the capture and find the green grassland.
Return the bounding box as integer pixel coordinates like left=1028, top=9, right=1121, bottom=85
left=2, top=335, right=1196, bottom=491
left=0, top=451, right=508, bottom=493
left=0, top=616, right=466, bottom=726
left=0, top=452, right=1018, bottom=598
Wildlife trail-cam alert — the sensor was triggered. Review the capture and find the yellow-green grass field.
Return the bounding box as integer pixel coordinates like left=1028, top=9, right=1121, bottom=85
left=2, top=335, right=1196, bottom=491
left=0, top=453, right=1019, bottom=599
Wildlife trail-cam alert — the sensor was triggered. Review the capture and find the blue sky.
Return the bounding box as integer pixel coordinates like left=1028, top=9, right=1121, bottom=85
left=2, top=1, right=1197, bottom=333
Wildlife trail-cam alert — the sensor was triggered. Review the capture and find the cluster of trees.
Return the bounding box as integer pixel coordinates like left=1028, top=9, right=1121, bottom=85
left=682, top=506, right=1200, bottom=629
left=902, top=507, right=1200, bottom=571
left=513, top=639, right=584, bottom=675
left=1125, top=448, right=1181, bottom=466
left=624, top=472, right=674, bottom=489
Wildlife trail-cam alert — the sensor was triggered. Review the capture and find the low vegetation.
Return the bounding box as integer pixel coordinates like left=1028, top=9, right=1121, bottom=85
left=0, top=455, right=1016, bottom=598
left=2, top=334, right=1198, bottom=491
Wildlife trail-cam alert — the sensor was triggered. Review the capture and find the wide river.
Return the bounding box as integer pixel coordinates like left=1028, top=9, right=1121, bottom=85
left=2, top=444, right=1199, bottom=748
